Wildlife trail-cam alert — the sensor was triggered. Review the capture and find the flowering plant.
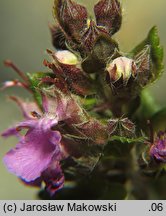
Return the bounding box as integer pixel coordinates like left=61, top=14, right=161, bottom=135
left=1, top=0, right=166, bottom=199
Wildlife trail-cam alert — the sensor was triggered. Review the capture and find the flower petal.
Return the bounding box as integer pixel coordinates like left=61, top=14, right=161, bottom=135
left=3, top=118, right=62, bottom=182
left=1, top=120, right=37, bottom=138
left=1, top=127, right=20, bottom=138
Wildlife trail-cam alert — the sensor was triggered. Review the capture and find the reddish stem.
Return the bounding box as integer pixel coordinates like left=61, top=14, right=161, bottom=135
left=4, top=60, right=28, bottom=83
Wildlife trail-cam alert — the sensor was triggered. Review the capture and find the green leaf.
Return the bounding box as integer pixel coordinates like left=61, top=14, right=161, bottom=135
left=130, top=26, right=164, bottom=83
left=110, top=135, right=145, bottom=144
left=27, top=72, right=54, bottom=109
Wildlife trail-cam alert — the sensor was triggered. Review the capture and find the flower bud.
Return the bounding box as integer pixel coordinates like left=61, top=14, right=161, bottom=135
left=106, top=57, right=137, bottom=86
left=54, top=0, right=88, bottom=42
left=94, top=0, right=122, bottom=35
left=55, top=50, right=78, bottom=65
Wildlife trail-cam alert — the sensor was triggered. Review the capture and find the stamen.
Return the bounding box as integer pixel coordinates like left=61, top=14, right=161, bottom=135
left=4, top=60, right=28, bottom=83
left=31, top=111, right=41, bottom=118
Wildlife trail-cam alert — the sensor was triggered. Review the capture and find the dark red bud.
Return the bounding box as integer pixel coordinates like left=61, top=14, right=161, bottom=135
left=54, top=0, right=88, bottom=42
left=94, top=0, right=122, bottom=36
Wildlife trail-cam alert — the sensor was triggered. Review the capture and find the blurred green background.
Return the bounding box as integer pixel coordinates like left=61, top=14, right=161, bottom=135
left=0, top=0, right=166, bottom=199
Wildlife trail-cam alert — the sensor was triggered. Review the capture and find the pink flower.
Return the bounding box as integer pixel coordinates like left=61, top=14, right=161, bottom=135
left=2, top=96, right=65, bottom=196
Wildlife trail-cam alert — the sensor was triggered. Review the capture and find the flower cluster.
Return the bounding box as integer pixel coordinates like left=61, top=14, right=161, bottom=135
left=1, top=0, right=166, bottom=199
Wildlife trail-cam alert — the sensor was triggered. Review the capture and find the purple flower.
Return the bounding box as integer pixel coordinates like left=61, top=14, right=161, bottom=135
left=150, top=131, right=166, bottom=163
left=1, top=96, right=66, bottom=195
